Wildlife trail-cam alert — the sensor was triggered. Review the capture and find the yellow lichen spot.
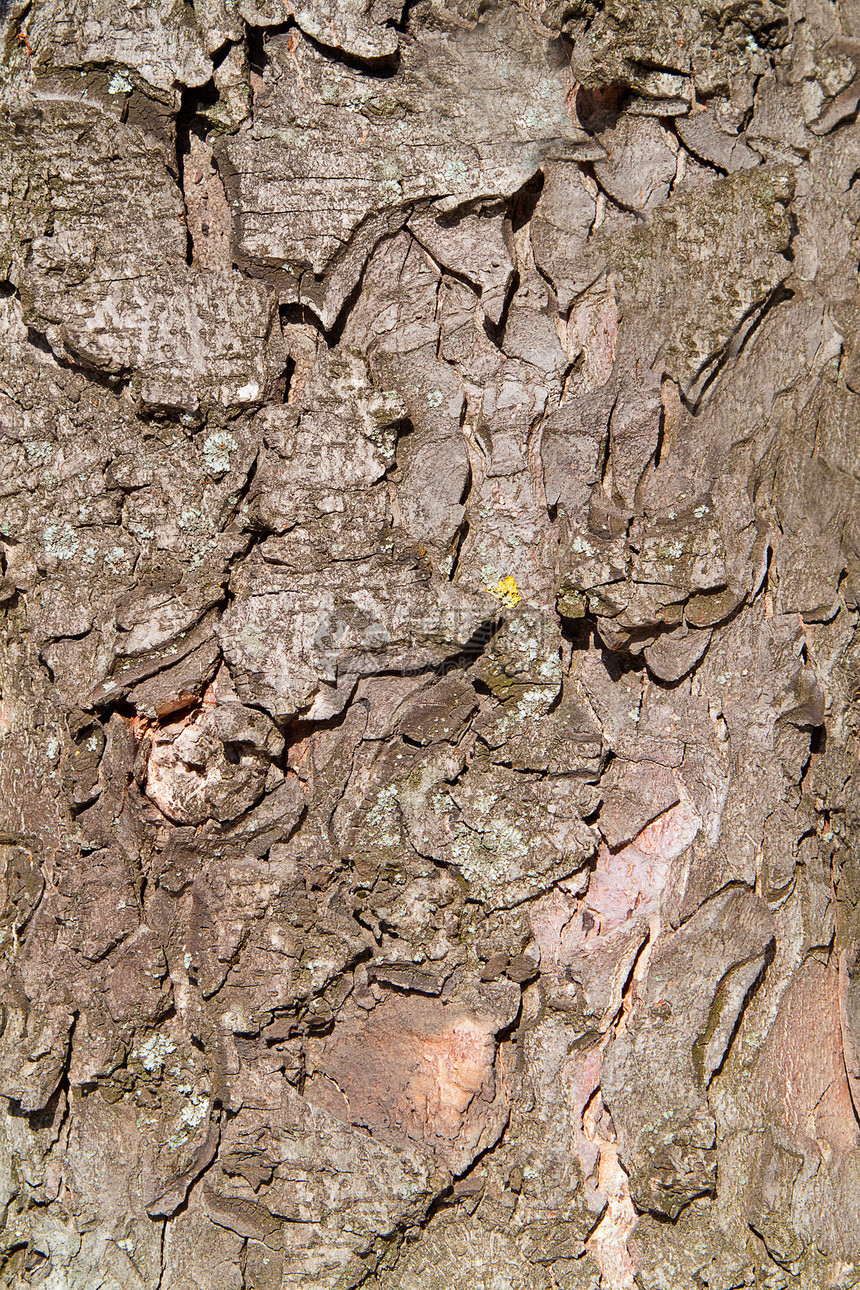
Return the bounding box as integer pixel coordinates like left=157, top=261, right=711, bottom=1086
left=487, top=575, right=522, bottom=607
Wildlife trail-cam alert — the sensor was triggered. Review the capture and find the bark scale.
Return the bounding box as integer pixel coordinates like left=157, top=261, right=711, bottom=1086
left=1, top=0, right=860, bottom=1286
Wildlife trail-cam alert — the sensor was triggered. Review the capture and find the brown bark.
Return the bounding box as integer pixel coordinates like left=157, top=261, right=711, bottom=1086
left=1, top=0, right=860, bottom=1285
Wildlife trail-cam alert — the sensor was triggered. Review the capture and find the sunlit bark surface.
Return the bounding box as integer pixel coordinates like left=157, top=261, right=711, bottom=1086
left=1, top=0, right=860, bottom=1285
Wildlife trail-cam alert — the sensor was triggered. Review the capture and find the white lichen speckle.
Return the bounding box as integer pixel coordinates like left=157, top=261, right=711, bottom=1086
left=136, top=1034, right=176, bottom=1073
left=202, top=431, right=238, bottom=476
left=25, top=440, right=54, bottom=466
left=43, top=524, right=79, bottom=560
left=108, top=71, right=133, bottom=94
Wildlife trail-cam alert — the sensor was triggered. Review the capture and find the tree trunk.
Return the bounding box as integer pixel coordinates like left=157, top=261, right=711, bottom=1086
left=1, top=0, right=859, bottom=1285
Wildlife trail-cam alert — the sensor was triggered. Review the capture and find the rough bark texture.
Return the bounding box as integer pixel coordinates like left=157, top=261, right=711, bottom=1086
left=1, top=0, right=859, bottom=1286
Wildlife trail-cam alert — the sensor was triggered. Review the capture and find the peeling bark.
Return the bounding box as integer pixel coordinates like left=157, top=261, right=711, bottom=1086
left=2, top=0, right=860, bottom=1286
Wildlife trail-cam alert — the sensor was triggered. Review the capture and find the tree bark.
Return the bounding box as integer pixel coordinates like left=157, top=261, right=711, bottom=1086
left=1, top=0, right=860, bottom=1285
